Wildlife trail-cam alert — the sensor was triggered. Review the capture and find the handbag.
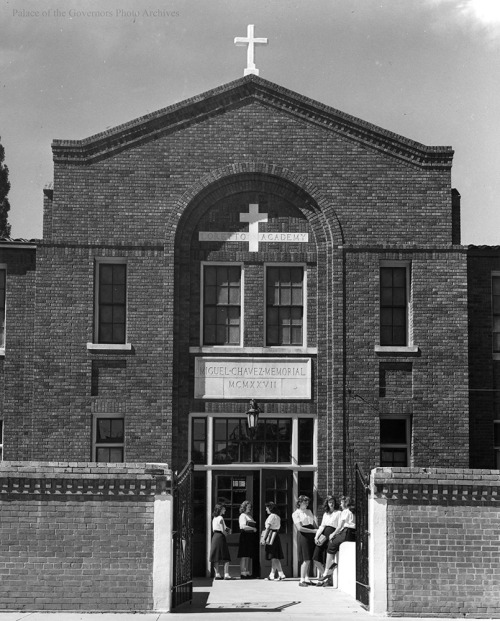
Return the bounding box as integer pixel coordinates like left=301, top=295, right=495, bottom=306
left=316, top=534, right=327, bottom=546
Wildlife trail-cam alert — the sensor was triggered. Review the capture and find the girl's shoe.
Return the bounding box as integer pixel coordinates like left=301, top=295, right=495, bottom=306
left=224, top=574, right=232, bottom=580
left=266, top=575, right=275, bottom=581
left=278, top=573, right=286, bottom=580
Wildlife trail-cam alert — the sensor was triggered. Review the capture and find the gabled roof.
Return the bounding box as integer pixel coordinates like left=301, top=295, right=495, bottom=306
left=52, top=74, right=453, bottom=168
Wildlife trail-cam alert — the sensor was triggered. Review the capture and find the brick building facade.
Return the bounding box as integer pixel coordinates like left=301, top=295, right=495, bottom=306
left=0, top=75, right=498, bottom=577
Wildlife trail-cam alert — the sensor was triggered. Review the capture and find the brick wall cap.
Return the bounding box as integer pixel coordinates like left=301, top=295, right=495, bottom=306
left=0, top=461, right=172, bottom=478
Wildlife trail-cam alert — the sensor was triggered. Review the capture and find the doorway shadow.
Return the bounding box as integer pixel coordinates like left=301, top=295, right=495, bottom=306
left=173, top=577, right=299, bottom=614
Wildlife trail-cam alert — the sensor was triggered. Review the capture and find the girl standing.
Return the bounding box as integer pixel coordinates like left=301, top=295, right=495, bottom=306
left=209, top=504, right=232, bottom=580
left=237, top=500, right=257, bottom=579
left=312, top=495, right=340, bottom=580
left=292, top=495, right=318, bottom=586
left=261, top=501, right=286, bottom=580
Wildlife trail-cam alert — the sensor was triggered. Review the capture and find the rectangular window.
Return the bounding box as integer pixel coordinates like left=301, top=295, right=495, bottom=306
left=492, top=275, right=500, bottom=354
left=380, top=417, right=410, bottom=467
left=380, top=266, right=408, bottom=346
left=94, top=416, right=124, bottom=462
left=212, top=417, right=292, bottom=464
left=266, top=266, right=304, bottom=346
left=191, top=417, right=207, bottom=464
left=298, top=418, right=314, bottom=465
left=203, top=264, right=241, bottom=346
left=297, top=471, right=314, bottom=500
left=0, top=268, right=6, bottom=349
left=97, top=262, right=127, bottom=344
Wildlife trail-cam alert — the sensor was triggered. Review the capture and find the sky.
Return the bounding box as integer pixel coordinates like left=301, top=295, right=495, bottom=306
left=1, top=0, right=500, bottom=244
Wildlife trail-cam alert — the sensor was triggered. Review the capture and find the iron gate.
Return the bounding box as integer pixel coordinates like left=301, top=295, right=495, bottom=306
left=171, top=461, right=194, bottom=609
left=355, top=463, right=370, bottom=607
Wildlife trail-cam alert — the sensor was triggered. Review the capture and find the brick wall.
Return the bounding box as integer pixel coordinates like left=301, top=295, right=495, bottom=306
left=0, top=462, right=171, bottom=611
left=372, top=467, right=500, bottom=617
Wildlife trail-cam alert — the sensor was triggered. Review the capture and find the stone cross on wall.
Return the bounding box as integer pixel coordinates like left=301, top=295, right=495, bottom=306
left=239, top=203, right=268, bottom=251
left=198, top=203, right=309, bottom=252
left=234, top=25, right=268, bottom=76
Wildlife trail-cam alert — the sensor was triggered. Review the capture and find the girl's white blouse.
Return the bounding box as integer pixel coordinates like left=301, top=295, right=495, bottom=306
left=292, top=508, right=315, bottom=526
left=239, top=513, right=254, bottom=529
left=339, top=508, right=356, bottom=529
left=212, top=515, right=225, bottom=533
left=265, top=513, right=281, bottom=530
left=320, top=510, right=341, bottom=528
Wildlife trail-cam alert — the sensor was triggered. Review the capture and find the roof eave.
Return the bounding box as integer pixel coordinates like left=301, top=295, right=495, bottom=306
left=51, top=74, right=454, bottom=169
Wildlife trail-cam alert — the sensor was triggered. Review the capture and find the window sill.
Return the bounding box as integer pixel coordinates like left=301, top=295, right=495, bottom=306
left=87, top=343, right=133, bottom=352
left=375, top=346, right=420, bottom=356
left=189, top=346, right=318, bottom=355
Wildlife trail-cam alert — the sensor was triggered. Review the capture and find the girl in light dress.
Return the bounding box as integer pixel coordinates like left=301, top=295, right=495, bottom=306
left=261, top=501, right=286, bottom=580
left=237, top=500, right=258, bottom=579
left=209, top=504, right=232, bottom=580
left=317, top=495, right=356, bottom=585
left=312, top=495, right=341, bottom=581
left=291, top=495, right=318, bottom=586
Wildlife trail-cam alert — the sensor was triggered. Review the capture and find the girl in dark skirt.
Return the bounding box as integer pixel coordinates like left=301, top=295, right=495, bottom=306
left=260, top=501, right=285, bottom=580
left=312, top=495, right=340, bottom=579
left=292, top=495, right=318, bottom=586
left=209, top=504, right=231, bottom=580
left=316, top=495, right=356, bottom=586
left=237, top=500, right=258, bottom=578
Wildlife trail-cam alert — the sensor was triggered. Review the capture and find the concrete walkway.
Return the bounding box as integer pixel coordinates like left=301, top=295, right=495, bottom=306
left=0, top=577, right=491, bottom=620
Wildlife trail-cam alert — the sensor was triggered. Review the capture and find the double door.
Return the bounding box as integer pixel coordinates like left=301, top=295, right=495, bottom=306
left=213, top=469, right=293, bottom=578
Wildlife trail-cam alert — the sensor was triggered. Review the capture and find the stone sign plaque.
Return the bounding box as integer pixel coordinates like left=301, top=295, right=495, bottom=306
left=194, top=357, right=312, bottom=400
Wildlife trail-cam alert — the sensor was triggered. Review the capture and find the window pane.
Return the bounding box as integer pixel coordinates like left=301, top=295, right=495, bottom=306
left=96, top=447, right=110, bottom=462
left=109, top=448, right=123, bottom=462
left=380, top=419, right=407, bottom=444
left=298, top=418, right=314, bottom=464
left=380, top=448, right=407, bottom=467
left=100, top=285, right=113, bottom=304
left=113, top=265, right=126, bottom=284
left=112, top=285, right=126, bottom=304
left=492, top=277, right=500, bottom=295
left=113, top=325, right=125, bottom=343
left=96, top=419, right=111, bottom=442
left=214, top=419, right=226, bottom=441
left=392, top=288, right=406, bottom=306
left=100, top=265, right=113, bottom=284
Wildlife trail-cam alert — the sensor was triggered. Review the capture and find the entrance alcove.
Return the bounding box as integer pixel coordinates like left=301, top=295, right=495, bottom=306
left=169, top=168, right=341, bottom=577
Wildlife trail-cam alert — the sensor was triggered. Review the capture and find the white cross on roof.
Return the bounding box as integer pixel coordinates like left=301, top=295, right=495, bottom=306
left=234, top=24, right=268, bottom=76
